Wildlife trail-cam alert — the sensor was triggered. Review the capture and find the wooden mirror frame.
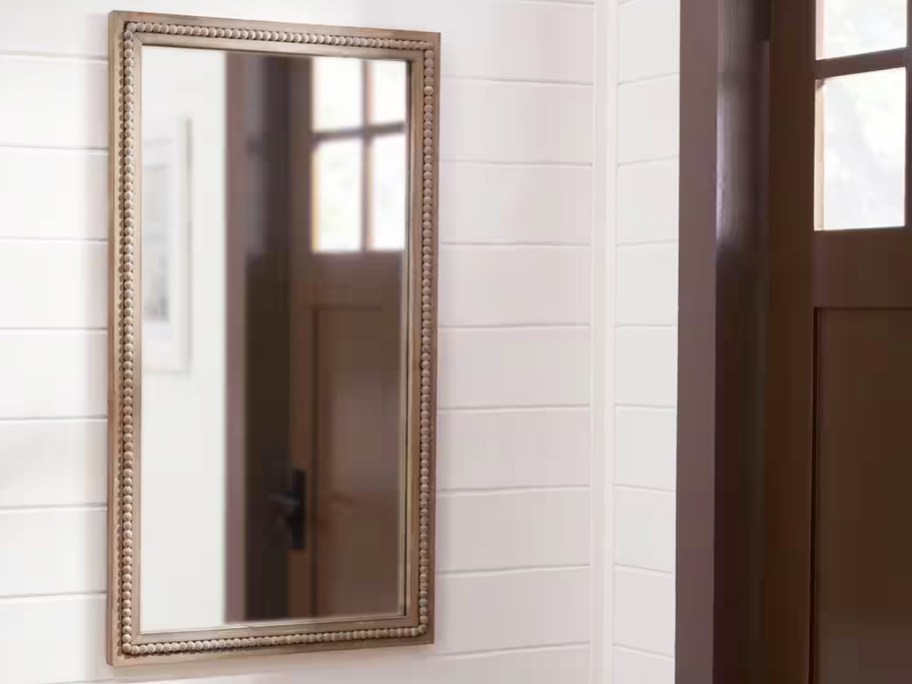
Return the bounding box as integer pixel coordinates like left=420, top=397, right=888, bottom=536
left=106, top=11, right=439, bottom=666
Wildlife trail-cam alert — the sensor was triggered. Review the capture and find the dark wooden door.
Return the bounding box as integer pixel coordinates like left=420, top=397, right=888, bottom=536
left=768, top=1, right=912, bottom=682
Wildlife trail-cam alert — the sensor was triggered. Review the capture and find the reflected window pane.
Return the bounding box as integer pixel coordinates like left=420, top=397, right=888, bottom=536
left=370, top=60, right=408, bottom=125
left=820, top=0, right=906, bottom=58
left=313, top=57, right=363, bottom=131
left=819, top=68, right=905, bottom=231
left=370, top=134, right=408, bottom=250
left=313, top=140, right=362, bottom=251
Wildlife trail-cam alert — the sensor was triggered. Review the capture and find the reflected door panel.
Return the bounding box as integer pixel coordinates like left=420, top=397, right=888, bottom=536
left=140, top=46, right=410, bottom=633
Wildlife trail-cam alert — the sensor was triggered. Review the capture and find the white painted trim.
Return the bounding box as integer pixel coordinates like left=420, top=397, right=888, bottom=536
left=591, top=0, right=618, bottom=682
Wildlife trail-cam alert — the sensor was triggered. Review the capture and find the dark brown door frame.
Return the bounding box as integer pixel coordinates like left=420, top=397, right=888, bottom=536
left=763, top=1, right=816, bottom=680
left=677, top=0, right=769, bottom=682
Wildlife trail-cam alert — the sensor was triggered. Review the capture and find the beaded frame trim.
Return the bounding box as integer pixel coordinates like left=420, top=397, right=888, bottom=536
left=107, top=11, right=438, bottom=665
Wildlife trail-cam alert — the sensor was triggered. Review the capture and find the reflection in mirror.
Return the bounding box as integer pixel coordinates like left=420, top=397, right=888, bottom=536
left=140, top=46, right=410, bottom=633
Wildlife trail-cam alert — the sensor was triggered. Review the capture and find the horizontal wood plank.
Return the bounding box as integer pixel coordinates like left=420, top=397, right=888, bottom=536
left=617, top=75, right=679, bottom=164
left=441, top=80, right=593, bottom=164
left=0, top=508, right=105, bottom=597
left=614, top=488, right=675, bottom=572
left=0, top=595, right=110, bottom=684
left=613, top=567, right=675, bottom=656
left=437, top=408, right=591, bottom=490
left=0, top=419, right=106, bottom=507
left=438, top=489, right=591, bottom=571
left=616, top=243, right=678, bottom=326
left=0, top=493, right=589, bottom=599
left=439, top=246, right=591, bottom=326
left=0, top=156, right=591, bottom=245
left=0, top=56, right=107, bottom=149
left=439, top=162, right=592, bottom=245
left=0, top=574, right=590, bottom=684
left=616, top=159, right=679, bottom=244
left=0, top=241, right=106, bottom=328
left=0, top=331, right=106, bottom=419
left=618, top=0, right=680, bottom=83
left=438, top=328, right=591, bottom=408
left=0, top=234, right=591, bottom=332
left=437, top=568, right=591, bottom=653
left=614, top=646, right=675, bottom=684
left=0, top=148, right=107, bottom=240
left=0, top=57, right=592, bottom=167
left=439, top=0, right=593, bottom=83
left=614, top=407, right=676, bottom=491
left=615, top=327, right=677, bottom=408
left=0, top=0, right=592, bottom=83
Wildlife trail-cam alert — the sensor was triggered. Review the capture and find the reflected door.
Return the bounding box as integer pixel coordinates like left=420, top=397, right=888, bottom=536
left=225, top=53, right=408, bottom=623
left=300, top=260, right=404, bottom=620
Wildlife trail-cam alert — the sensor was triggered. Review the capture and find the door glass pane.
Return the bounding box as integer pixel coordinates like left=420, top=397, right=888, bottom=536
left=313, top=57, right=363, bottom=131
left=819, top=68, right=905, bottom=231
left=370, top=60, right=408, bottom=125
left=819, top=0, right=907, bottom=58
left=313, top=139, right=362, bottom=251
left=370, top=133, right=407, bottom=250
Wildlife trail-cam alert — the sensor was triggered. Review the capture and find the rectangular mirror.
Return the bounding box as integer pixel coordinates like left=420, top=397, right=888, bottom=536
left=107, top=12, right=439, bottom=665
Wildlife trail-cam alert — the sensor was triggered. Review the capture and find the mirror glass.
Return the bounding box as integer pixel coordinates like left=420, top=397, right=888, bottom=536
left=138, top=45, right=411, bottom=633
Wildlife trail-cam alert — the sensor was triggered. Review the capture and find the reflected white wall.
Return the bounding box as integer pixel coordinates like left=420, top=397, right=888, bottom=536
left=140, top=46, right=227, bottom=633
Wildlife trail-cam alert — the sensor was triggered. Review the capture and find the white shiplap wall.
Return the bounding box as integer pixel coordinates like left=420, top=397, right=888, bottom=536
left=612, top=0, right=679, bottom=682
left=0, top=0, right=607, bottom=683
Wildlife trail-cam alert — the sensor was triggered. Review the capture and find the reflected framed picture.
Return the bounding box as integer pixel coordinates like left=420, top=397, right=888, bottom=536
left=141, top=119, right=191, bottom=371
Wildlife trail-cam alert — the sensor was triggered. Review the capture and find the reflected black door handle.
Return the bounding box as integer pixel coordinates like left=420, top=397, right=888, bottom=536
left=270, top=468, right=306, bottom=550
